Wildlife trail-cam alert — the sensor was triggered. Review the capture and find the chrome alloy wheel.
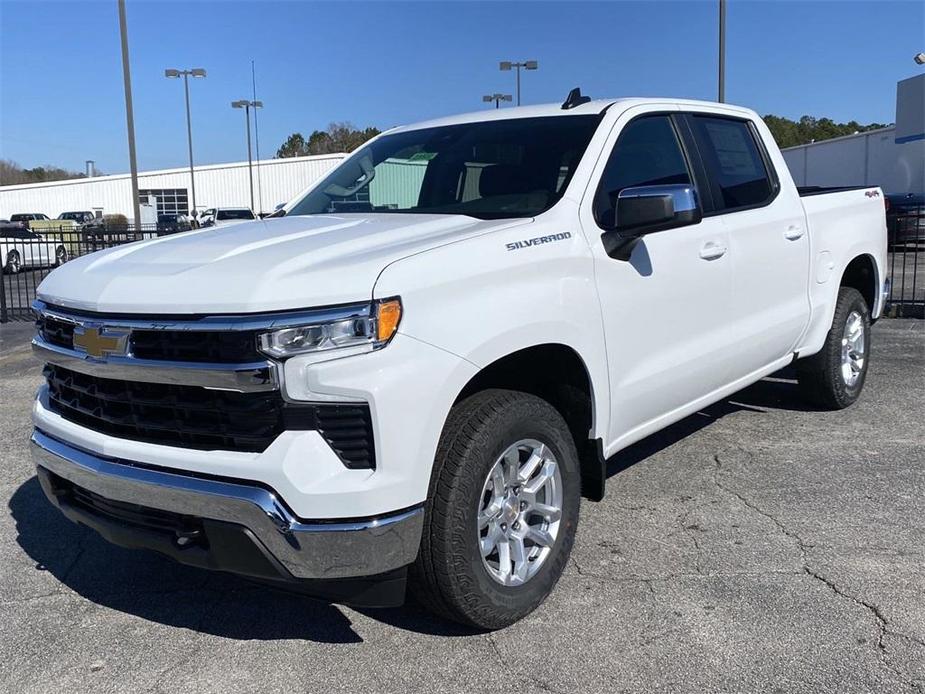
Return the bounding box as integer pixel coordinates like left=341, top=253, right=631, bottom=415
left=841, top=310, right=866, bottom=387
left=477, top=439, right=563, bottom=587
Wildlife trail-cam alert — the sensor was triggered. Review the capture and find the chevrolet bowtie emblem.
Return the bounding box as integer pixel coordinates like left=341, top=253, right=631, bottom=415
left=72, top=326, right=129, bottom=359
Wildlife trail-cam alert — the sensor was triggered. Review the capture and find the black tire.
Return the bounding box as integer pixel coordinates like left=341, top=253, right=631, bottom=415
left=55, top=245, right=68, bottom=266
left=4, top=250, right=21, bottom=274
left=411, top=389, right=581, bottom=630
left=797, top=286, right=871, bottom=409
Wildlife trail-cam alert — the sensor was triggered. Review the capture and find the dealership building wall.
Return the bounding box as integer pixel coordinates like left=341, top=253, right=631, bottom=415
left=781, top=74, right=925, bottom=196
left=782, top=126, right=924, bottom=195
left=0, top=153, right=346, bottom=222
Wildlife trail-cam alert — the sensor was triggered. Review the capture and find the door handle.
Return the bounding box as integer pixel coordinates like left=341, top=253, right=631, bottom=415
left=699, top=242, right=727, bottom=260
left=784, top=225, right=805, bottom=241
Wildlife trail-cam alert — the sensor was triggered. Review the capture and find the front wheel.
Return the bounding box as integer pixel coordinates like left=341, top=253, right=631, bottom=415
left=797, top=286, right=871, bottom=409
left=54, top=245, right=68, bottom=266
left=412, top=389, right=581, bottom=630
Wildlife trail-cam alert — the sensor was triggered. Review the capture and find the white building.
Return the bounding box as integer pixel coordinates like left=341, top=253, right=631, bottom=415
left=0, top=153, right=346, bottom=222
left=782, top=75, right=925, bottom=195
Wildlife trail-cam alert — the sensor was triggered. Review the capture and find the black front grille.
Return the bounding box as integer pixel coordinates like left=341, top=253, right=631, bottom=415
left=37, top=315, right=74, bottom=350
left=45, top=364, right=287, bottom=452
left=36, top=313, right=262, bottom=364
left=43, top=364, right=376, bottom=466
left=130, top=330, right=262, bottom=363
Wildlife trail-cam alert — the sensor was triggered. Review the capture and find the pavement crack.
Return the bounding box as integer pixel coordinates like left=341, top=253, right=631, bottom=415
left=713, top=452, right=924, bottom=691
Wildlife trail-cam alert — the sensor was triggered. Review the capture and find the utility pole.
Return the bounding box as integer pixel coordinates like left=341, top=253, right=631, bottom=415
left=718, top=0, right=726, bottom=103
left=118, top=0, right=141, bottom=227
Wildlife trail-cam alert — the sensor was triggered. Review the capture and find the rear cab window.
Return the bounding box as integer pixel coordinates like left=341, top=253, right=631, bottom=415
left=688, top=115, right=778, bottom=213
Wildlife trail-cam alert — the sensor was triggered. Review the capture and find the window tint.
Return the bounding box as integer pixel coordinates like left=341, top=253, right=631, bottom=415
left=593, top=116, right=692, bottom=228
left=690, top=116, right=773, bottom=211
left=288, top=116, right=601, bottom=220
left=216, top=209, right=255, bottom=220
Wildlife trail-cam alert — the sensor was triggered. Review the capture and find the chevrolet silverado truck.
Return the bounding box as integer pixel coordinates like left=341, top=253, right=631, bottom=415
left=30, top=94, right=888, bottom=629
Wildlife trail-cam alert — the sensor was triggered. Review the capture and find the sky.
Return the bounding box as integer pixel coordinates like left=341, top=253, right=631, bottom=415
left=1, top=0, right=923, bottom=174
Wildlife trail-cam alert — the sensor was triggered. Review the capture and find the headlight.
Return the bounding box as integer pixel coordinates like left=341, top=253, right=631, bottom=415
left=258, top=298, right=402, bottom=358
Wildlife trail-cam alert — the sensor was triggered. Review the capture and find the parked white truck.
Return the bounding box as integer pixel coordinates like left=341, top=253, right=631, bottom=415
left=30, top=94, right=888, bottom=629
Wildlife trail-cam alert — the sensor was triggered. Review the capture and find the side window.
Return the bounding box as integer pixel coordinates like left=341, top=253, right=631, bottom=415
left=690, top=116, right=774, bottom=211
left=593, top=115, right=692, bottom=228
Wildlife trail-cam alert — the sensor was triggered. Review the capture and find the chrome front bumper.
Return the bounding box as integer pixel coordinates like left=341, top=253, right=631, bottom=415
left=31, top=430, right=423, bottom=581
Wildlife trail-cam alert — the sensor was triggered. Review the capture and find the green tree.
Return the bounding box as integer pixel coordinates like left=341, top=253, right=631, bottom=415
left=762, top=115, right=890, bottom=149
left=0, top=159, right=88, bottom=185
left=276, top=122, right=381, bottom=158
left=275, top=133, right=310, bottom=159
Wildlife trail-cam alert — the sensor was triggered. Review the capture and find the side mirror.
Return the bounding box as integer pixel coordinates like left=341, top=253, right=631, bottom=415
left=601, top=184, right=701, bottom=260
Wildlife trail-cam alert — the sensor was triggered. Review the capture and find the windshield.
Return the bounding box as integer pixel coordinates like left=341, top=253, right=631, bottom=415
left=217, top=209, right=255, bottom=220
left=287, top=115, right=601, bottom=220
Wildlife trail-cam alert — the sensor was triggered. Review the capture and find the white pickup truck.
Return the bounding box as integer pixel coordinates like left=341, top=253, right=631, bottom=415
left=30, top=94, right=887, bottom=629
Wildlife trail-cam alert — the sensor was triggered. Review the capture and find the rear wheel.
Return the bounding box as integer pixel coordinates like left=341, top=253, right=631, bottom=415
left=4, top=250, right=21, bottom=274
left=797, top=286, right=871, bottom=409
left=55, top=245, right=68, bottom=266
left=412, top=389, right=581, bottom=630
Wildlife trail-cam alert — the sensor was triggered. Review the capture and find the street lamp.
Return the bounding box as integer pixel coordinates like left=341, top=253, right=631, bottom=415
left=482, top=93, right=513, bottom=109
left=231, top=99, right=263, bottom=213
left=915, top=53, right=925, bottom=65
left=499, top=60, right=538, bottom=106
left=165, top=67, right=206, bottom=216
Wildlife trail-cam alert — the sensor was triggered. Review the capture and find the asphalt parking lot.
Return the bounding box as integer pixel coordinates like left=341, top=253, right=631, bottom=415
left=0, top=319, right=922, bottom=694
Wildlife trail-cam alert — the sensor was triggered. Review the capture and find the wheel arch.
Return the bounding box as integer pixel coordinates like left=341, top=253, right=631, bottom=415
left=839, top=253, right=879, bottom=316
left=453, top=342, right=607, bottom=501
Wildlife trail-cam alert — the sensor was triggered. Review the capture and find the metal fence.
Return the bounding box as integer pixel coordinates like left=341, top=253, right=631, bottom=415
left=1, top=211, right=923, bottom=322
left=885, top=205, right=924, bottom=318
left=1, top=224, right=163, bottom=322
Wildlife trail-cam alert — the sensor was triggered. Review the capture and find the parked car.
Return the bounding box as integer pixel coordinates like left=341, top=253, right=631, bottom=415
left=885, top=193, right=925, bottom=247
left=156, top=214, right=192, bottom=234
left=57, top=211, right=96, bottom=226
left=10, top=213, right=50, bottom=229
left=1, top=226, right=67, bottom=273
left=200, top=207, right=256, bottom=228
left=30, top=95, right=887, bottom=629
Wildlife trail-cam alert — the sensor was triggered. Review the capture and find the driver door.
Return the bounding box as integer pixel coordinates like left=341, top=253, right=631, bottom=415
left=579, top=108, right=735, bottom=451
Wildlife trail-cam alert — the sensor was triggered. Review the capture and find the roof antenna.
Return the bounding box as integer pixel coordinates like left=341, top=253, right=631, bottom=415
left=561, top=87, right=591, bottom=110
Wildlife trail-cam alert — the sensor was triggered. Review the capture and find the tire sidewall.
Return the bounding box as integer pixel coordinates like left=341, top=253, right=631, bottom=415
left=830, top=289, right=871, bottom=406
left=6, top=251, right=20, bottom=274
left=444, top=396, right=581, bottom=625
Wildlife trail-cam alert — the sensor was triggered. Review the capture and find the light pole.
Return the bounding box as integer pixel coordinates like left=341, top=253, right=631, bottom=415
left=482, top=93, right=513, bottom=109
left=231, top=99, right=262, bottom=213
left=499, top=60, right=538, bottom=106
left=165, top=68, right=206, bottom=215
left=718, top=0, right=726, bottom=102
left=117, top=0, right=140, bottom=228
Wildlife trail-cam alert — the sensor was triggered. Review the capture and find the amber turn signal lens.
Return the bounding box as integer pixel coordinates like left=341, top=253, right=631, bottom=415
left=376, top=299, right=402, bottom=342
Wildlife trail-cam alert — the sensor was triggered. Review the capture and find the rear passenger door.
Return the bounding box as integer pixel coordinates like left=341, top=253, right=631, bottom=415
left=684, top=113, right=810, bottom=374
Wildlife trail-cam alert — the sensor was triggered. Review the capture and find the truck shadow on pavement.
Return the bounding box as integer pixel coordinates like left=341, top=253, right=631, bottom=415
left=8, top=370, right=813, bottom=642
left=604, top=366, right=818, bottom=477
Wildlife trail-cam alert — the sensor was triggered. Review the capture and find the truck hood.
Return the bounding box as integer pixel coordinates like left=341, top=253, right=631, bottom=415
left=37, top=214, right=530, bottom=314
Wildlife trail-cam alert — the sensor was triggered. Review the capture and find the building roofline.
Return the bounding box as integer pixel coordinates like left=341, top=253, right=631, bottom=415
left=781, top=125, right=897, bottom=151
left=0, top=153, right=347, bottom=192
